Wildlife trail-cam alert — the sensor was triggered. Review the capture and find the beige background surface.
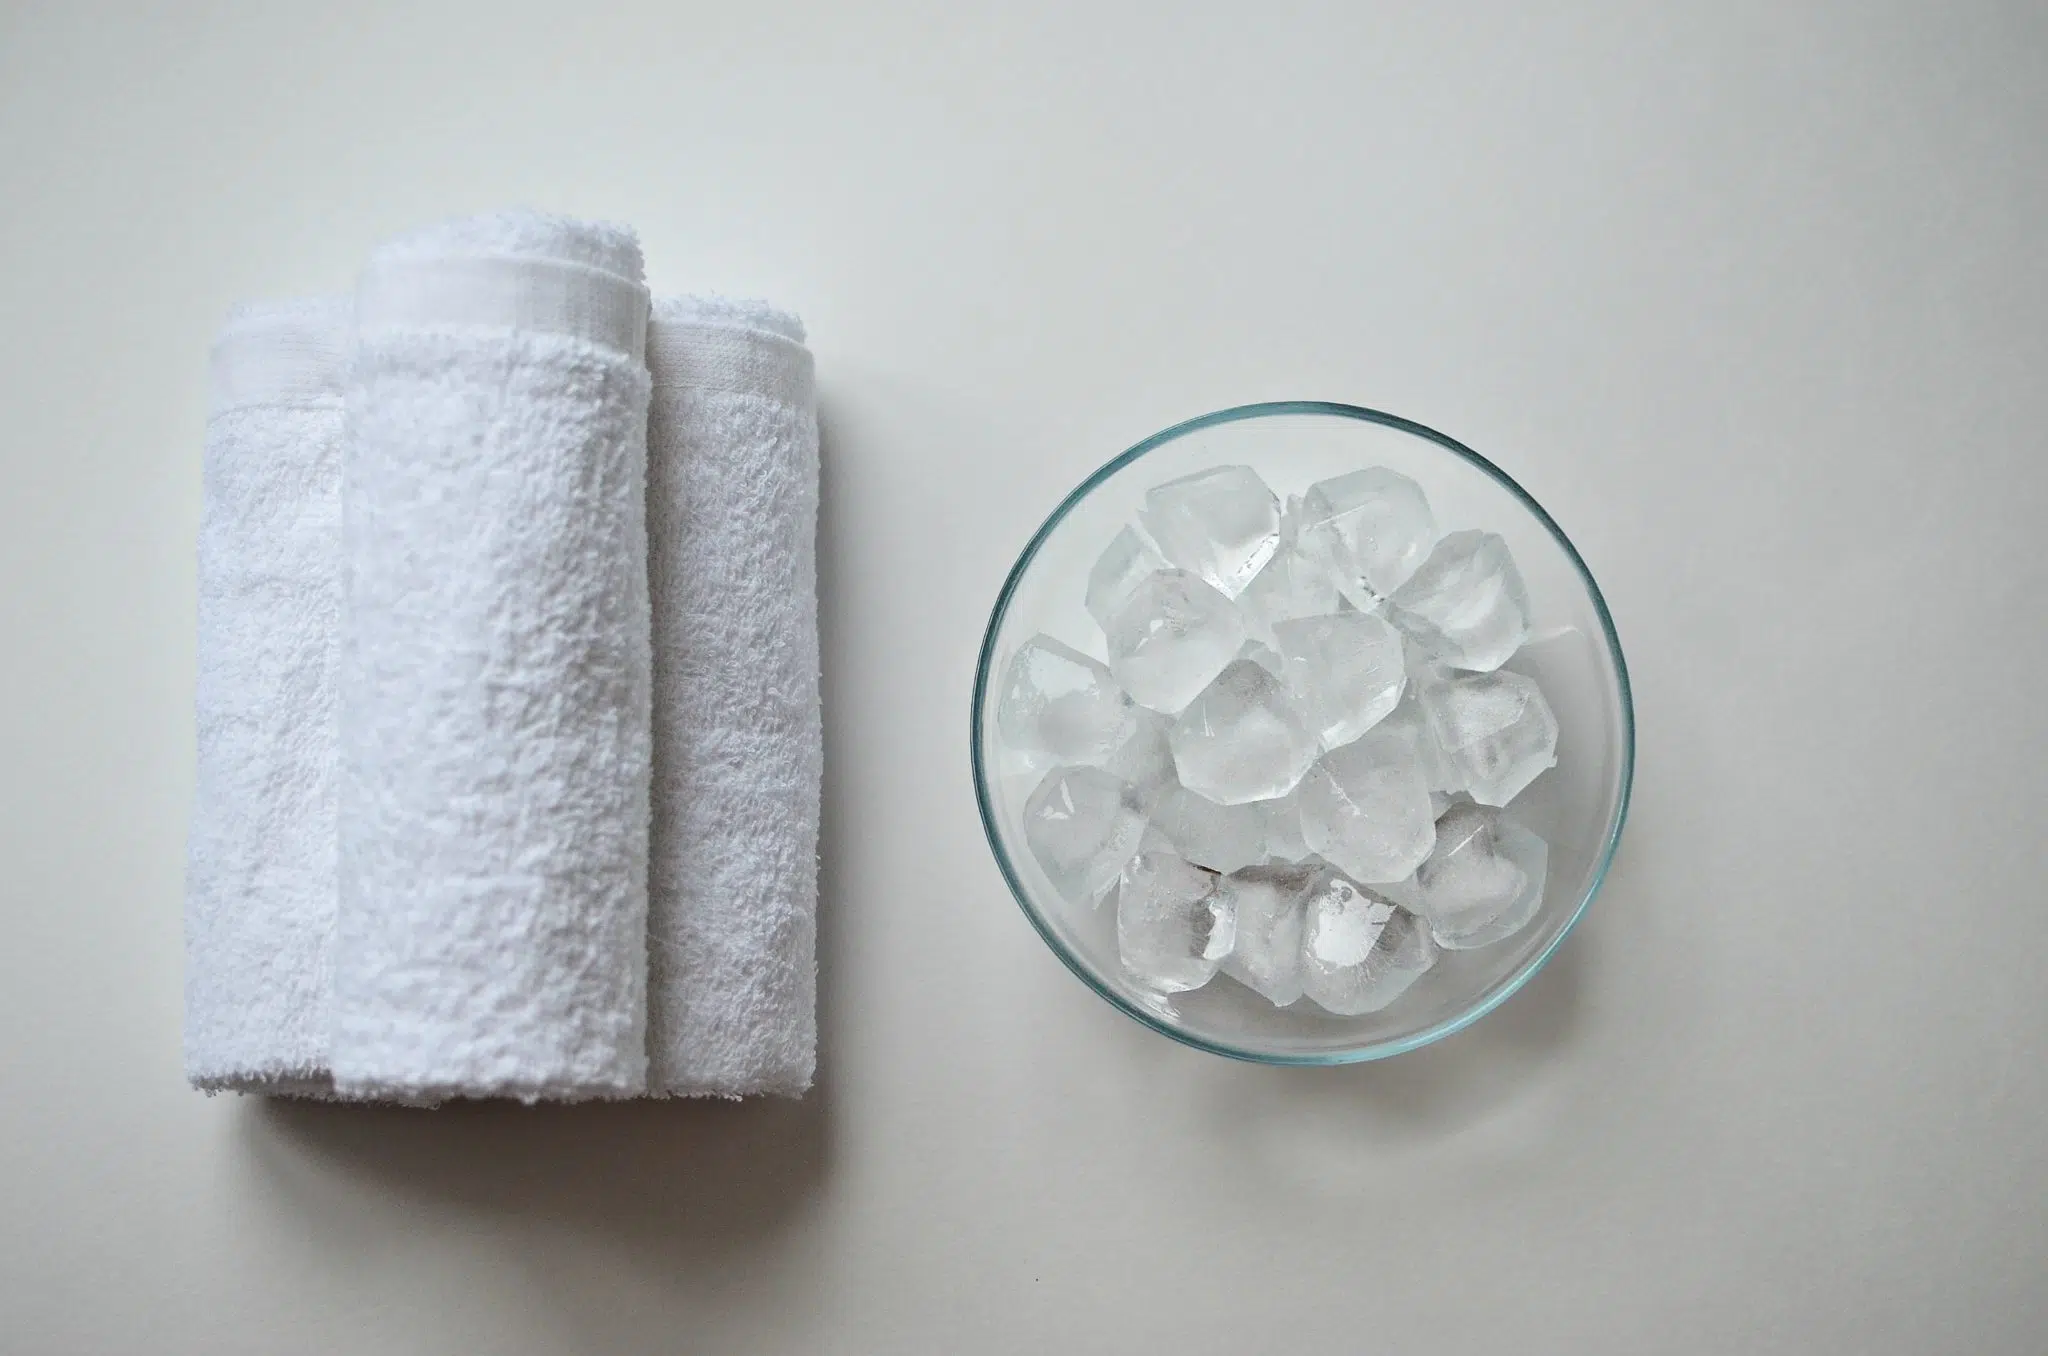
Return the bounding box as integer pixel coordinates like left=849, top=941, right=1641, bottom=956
left=3, top=2, right=2045, bottom=1352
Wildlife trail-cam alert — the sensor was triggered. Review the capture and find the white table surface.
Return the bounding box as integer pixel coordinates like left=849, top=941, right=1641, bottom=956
left=4, top=3, right=2045, bottom=1352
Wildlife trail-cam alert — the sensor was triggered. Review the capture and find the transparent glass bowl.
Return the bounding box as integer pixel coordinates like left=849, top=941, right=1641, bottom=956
left=971, top=402, right=1635, bottom=1064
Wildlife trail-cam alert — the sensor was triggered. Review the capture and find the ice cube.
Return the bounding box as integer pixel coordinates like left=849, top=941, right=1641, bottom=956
left=1104, top=569, right=1247, bottom=714
left=995, top=634, right=1138, bottom=763
left=1296, top=722, right=1437, bottom=883
left=1297, top=468, right=1437, bottom=608
left=1236, top=506, right=1342, bottom=649
left=1101, top=708, right=1177, bottom=810
left=1217, top=863, right=1318, bottom=1005
left=1117, top=839, right=1234, bottom=993
left=1086, top=526, right=1169, bottom=630
left=1169, top=659, right=1318, bottom=805
left=1022, top=766, right=1147, bottom=905
left=1421, top=669, right=1558, bottom=806
left=1299, top=875, right=1438, bottom=1015
left=1138, top=465, right=1282, bottom=600
left=1381, top=667, right=1463, bottom=792
left=1149, top=784, right=1270, bottom=874
left=1414, top=802, right=1548, bottom=949
left=1237, top=638, right=1287, bottom=678
left=1264, top=789, right=1310, bottom=862
left=1374, top=871, right=1425, bottom=914
left=1387, top=530, right=1532, bottom=672
left=1272, top=611, right=1406, bottom=749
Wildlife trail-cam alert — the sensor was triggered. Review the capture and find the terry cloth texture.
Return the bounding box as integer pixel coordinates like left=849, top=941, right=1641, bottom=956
left=185, top=298, right=349, bottom=1097
left=644, top=295, right=821, bottom=1098
left=332, top=211, right=655, bottom=1103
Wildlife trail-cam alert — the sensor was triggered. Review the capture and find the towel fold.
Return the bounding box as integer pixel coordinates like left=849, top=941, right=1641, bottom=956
left=331, top=212, right=656, bottom=1103
left=645, top=296, right=822, bottom=1098
left=185, top=299, right=348, bottom=1096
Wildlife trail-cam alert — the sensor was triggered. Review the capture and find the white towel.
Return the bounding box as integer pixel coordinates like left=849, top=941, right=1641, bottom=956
left=645, top=296, right=822, bottom=1098
left=185, top=299, right=347, bottom=1097
left=332, top=211, right=655, bottom=1103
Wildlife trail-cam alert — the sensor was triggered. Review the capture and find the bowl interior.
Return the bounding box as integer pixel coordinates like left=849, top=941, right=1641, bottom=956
left=973, top=402, right=1633, bottom=1063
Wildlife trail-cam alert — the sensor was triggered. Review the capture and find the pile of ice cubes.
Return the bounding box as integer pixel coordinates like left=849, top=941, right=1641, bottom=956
left=999, top=464, right=1559, bottom=1015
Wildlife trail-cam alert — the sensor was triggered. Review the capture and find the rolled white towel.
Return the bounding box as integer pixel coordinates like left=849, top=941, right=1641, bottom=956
left=332, top=211, right=655, bottom=1103
left=645, top=296, right=821, bottom=1098
left=185, top=299, right=348, bottom=1098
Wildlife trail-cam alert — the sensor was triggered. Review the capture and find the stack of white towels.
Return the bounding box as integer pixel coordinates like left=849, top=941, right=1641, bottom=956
left=184, top=210, right=821, bottom=1103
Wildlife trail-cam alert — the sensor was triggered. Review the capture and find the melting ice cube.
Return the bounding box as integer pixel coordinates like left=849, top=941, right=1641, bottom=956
left=1169, top=659, right=1318, bottom=806
left=1236, top=509, right=1342, bottom=650
left=1138, top=465, right=1282, bottom=601
left=1148, top=784, right=1270, bottom=874
left=1116, top=839, right=1234, bottom=993
left=1299, top=875, right=1438, bottom=1015
left=1296, top=721, right=1437, bottom=883
left=1272, top=610, right=1406, bottom=749
left=1297, top=468, right=1437, bottom=608
left=1104, top=569, right=1247, bottom=714
left=1217, top=863, right=1320, bottom=1005
left=1421, top=669, right=1558, bottom=807
left=995, top=634, right=1137, bottom=764
left=1086, top=526, right=1170, bottom=631
left=1387, top=530, right=1532, bottom=673
left=1022, top=766, right=1147, bottom=905
left=1379, top=668, right=1463, bottom=794
left=1101, top=708, right=1178, bottom=810
left=1413, top=802, right=1548, bottom=949
left=1264, top=788, right=1311, bottom=862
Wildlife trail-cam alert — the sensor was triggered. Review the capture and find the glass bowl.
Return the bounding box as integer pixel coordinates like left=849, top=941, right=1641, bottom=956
left=971, top=401, right=1634, bottom=1064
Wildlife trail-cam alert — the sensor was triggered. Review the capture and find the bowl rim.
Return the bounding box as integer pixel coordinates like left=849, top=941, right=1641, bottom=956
left=970, top=400, right=1636, bottom=1065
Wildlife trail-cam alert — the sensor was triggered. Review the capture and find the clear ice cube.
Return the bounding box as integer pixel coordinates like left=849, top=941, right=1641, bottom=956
left=1217, top=863, right=1318, bottom=1005
left=1272, top=611, right=1406, bottom=749
left=1104, top=569, right=1247, bottom=714
left=1264, top=789, right=1310, bottom=862
left=1237, top=638, right=1287, bottom=678
left=1101, top=708, right=1177, bottom=810
left=1421, top=669, right=1558, bottom=807
left=995, top=633, right=1138, bottom=764
left=1296, top=721, right=1437, bottom=883
left=1299, top=875, right=1439, bottom=1015
left=1373, top=871, right=1425, bottom=915
left=1387, top=530, right=1532, bottom=672
left=1169, top=659, right=1318, bottom=805
left=1380, top=669, right=1464, bottom=793
left=1414, top=802, right=1548, bottom=949
left=1236, top=510, right=1342, bottom=649
left=1086, top=526, right=1169, bottom=630
left=1022, top=766, right=1147, bottom=905
left=1138, top=465, right=1282, bottom=601
left=1297, top=468, right=1437, bottom=608
left=1149, top=784, right=1270, bottom=874
left=1117, top=838, right=1234, bottom=993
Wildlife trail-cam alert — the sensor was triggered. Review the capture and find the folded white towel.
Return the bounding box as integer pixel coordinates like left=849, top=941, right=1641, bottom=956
left=185, top=299, right=347, bottom=1097
left=645, top=296, right=822, bottom=1098
left=332, top=211, right=656, bottom=1103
